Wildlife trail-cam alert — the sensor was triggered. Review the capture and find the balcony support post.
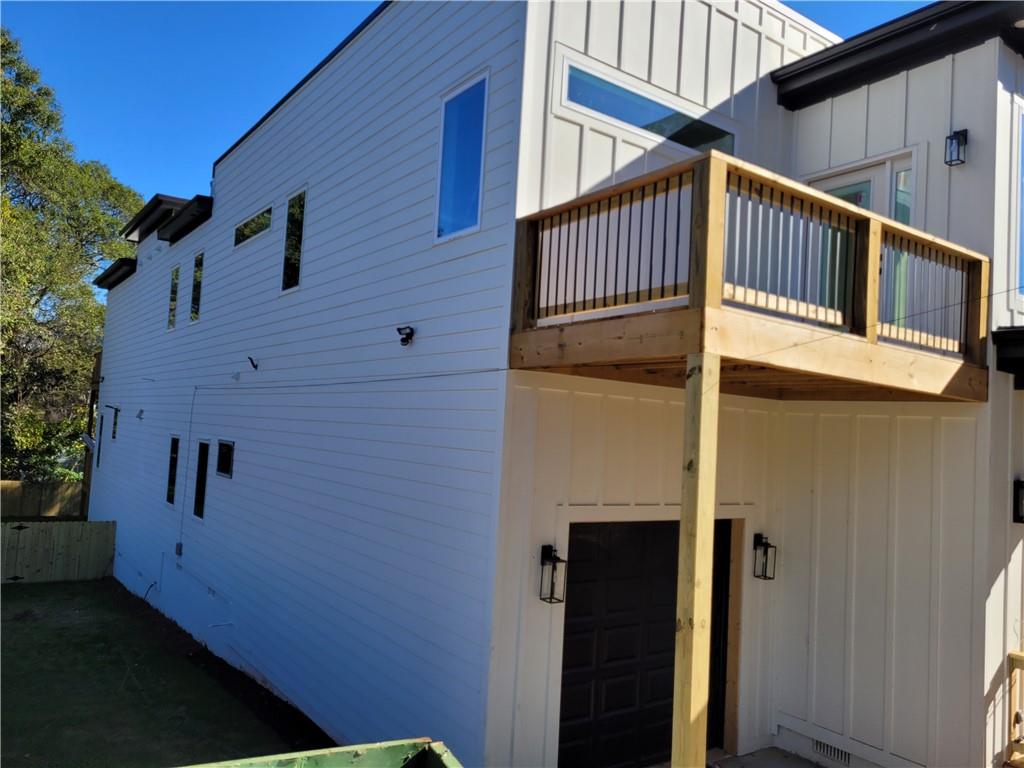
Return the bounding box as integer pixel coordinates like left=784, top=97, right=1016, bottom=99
left=851, top=218, right=882, bottom=342
left=965, top=258, right=990, bottom=366
left=671, top=351, right=721, bottom=768
left=511, top=219, right=538, bottom=333
left=688, top=153, right=728, bottom=310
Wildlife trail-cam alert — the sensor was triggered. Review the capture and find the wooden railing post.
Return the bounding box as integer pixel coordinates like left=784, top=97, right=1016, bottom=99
left=851, top=218, right=882, bottom=343
left=510, top=219, right=538, bottom=333
left=688, top=153, right=728, bottom=310
left=965, top=259, right=990, bottom=366
left=671, top=352, right=720, bottom=768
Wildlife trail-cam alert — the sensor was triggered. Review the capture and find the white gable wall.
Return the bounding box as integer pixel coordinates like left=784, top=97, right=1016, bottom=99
left=89, top=3, right=527, bottom=764
left=515, top=0, right=839, bottom=216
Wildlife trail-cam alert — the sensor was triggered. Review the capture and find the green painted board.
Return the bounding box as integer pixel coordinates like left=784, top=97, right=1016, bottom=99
left=178, top=738, right=463, bottom=768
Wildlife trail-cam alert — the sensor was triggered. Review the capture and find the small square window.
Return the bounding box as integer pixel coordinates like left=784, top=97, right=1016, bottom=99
left=216, top=441, right=234, bottom=478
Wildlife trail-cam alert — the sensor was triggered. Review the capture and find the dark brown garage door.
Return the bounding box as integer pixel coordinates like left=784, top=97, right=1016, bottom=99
left=557, top=520, right=732, bottom=768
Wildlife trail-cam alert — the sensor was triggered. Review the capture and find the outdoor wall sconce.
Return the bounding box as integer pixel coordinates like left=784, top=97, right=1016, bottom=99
left=752, top=533, right=777, bottom=581
left=539, top=544, right=567, bottom=603
left=397, top=326, right=415, bottom=346
left=1014, top=479, right=1023, bottom=524
left=944, top=129, right=968, bottom=166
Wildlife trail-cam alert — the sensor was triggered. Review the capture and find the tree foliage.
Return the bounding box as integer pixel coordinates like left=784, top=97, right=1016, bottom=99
left=1, top=27, right=142, bottom=480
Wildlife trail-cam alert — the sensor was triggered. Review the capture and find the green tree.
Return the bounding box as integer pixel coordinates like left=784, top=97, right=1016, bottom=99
left=1, top=27, right=142, bottom=480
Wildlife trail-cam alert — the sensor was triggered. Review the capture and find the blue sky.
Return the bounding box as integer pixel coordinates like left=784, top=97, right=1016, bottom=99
left=3, top=1, right=931, bottom=201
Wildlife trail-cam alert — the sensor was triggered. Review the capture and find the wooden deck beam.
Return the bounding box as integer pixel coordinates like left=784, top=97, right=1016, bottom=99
left=703, top=306, right=988, bottom=402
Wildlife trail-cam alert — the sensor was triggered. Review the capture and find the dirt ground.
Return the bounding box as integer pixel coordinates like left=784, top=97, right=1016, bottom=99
left=1, top=579, right=333, bottom=768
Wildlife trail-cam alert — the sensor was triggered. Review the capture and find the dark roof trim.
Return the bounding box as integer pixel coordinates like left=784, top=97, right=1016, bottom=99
left=213, top=1, right=391, bottom=171
left=158, top=194, right=213, bottom=244
left=993, top=326, right=1024, bottom=389
left=93, top=258, right=137, bottom=291
left=120, top=194, right=189, bottom=243
left=771, top=1, right=1024, bottom=110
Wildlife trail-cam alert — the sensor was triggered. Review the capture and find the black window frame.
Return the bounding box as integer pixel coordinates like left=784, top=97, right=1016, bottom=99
left=216, top=440, right=234, bottom=478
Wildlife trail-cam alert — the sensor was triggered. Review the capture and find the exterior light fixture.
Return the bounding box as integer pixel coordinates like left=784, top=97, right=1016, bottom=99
left=397, top=326, right=415, bottom=346
left=944, top=129, right=967, bottom=166
left=1014, top=479, right=1023, bottom=525
left=752, top=533, right=777, bottom=581
left=539, top=544, right=567, bottom=603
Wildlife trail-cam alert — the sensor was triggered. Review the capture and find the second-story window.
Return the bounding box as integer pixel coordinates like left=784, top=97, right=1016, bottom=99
left=566, top=66, right=734, bottom=154
left=282, top=191, right=306, bottom=290
left=436, top=76, right=487, bottom=240
left=190, top=252, right=203, bottom=321
left=235, top=208, right=272, bottom=246
left=168, top=266, right=179, bottom=329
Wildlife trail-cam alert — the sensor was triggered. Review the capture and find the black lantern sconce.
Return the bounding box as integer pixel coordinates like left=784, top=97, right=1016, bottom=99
left=944, top=129, right=968, bottom=166
left=539, top=544, right=567, bottom=603
left=1014, top=478, right=1023, bottom=525
left=752, top=533, right=777, bottom=581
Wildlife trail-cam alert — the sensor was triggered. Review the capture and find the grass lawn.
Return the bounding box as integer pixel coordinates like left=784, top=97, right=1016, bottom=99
left=2, top=579, right=332, bottom=768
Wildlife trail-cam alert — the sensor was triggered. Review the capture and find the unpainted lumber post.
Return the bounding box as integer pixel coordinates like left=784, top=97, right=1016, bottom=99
left=671, top=351, right=721, bottom=768
left=688, top=152, right=728, bottom=311
left=964, top=258, right=990, bottom=366
left=851, top=218, right=881, bottom=343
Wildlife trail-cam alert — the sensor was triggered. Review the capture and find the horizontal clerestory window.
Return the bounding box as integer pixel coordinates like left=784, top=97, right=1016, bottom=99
left=234, top=208, right=272, bottom=246
left=567, top=66, right=734, bottom=154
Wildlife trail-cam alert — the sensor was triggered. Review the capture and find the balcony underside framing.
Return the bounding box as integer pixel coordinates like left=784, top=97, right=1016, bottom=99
left=510, top=305, right=988, bottom=402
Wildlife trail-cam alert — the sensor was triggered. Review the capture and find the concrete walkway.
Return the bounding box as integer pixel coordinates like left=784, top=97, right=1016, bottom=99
left=711, top=747, right=822, bottom=768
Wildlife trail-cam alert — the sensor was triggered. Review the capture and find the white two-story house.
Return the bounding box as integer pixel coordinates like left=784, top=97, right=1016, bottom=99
left=90, top=1, right=1024, bottom=766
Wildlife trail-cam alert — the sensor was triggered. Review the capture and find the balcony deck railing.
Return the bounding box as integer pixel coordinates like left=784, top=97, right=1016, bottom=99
left=514, top=150, right=990, bottom=367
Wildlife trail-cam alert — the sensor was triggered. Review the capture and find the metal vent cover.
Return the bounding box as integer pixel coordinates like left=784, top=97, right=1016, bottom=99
left=813, top=739, right=851, bottom=766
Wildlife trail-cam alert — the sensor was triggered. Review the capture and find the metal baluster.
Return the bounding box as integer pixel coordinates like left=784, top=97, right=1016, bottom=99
left=661, top=178, right=670, bottom=300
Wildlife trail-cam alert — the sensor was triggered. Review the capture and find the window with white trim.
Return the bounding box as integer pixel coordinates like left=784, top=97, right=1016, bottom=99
left=436, top=76, right=487, bottom=240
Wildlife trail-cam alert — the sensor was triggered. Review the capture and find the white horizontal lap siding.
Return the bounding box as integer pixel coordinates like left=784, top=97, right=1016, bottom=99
left=89, top=2, right=526, bottom=764
left=770, top=402, right=987, bottom=768
left=516, top=0, right=838, bottom=215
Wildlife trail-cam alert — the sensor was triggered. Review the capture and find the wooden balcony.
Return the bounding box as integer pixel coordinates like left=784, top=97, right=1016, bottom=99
left=510, top=150, right=990, bottom=402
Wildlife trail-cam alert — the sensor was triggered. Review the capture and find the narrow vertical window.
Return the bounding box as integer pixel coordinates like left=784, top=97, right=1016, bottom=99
left=190, top=253, right=203, bottom=321
left=193, top=441, right=209, bottom=519
left=96, top=414, right=104, bottom=467
left=166, top=437, right=180, bottom=504
left=282, top=191, right=306, bottom=290
left=168, top=266, right=179, bottom=329
left=1019, top=112, right=1024, bottom=295
left=216, top=440, right=234, bottom=478
left=111, top=408, right=119, bottom=440
left=436, top=77, right=487, bottom=240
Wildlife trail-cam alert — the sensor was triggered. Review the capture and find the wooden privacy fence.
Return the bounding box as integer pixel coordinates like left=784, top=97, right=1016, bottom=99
left=1, top=521, right=115, bottom=584
left=1, top=480, right=83, bottom=519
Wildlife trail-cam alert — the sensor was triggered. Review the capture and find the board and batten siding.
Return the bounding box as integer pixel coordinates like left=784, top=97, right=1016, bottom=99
left=515, top=0, right=839, bottom=216
left=490, top=371, right=992, bottom=768
left=790, top=39, right=1024, bottom=329
left=488, top=372, right=776, bottom=767
left=89, top=3, right=526, bottom=764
